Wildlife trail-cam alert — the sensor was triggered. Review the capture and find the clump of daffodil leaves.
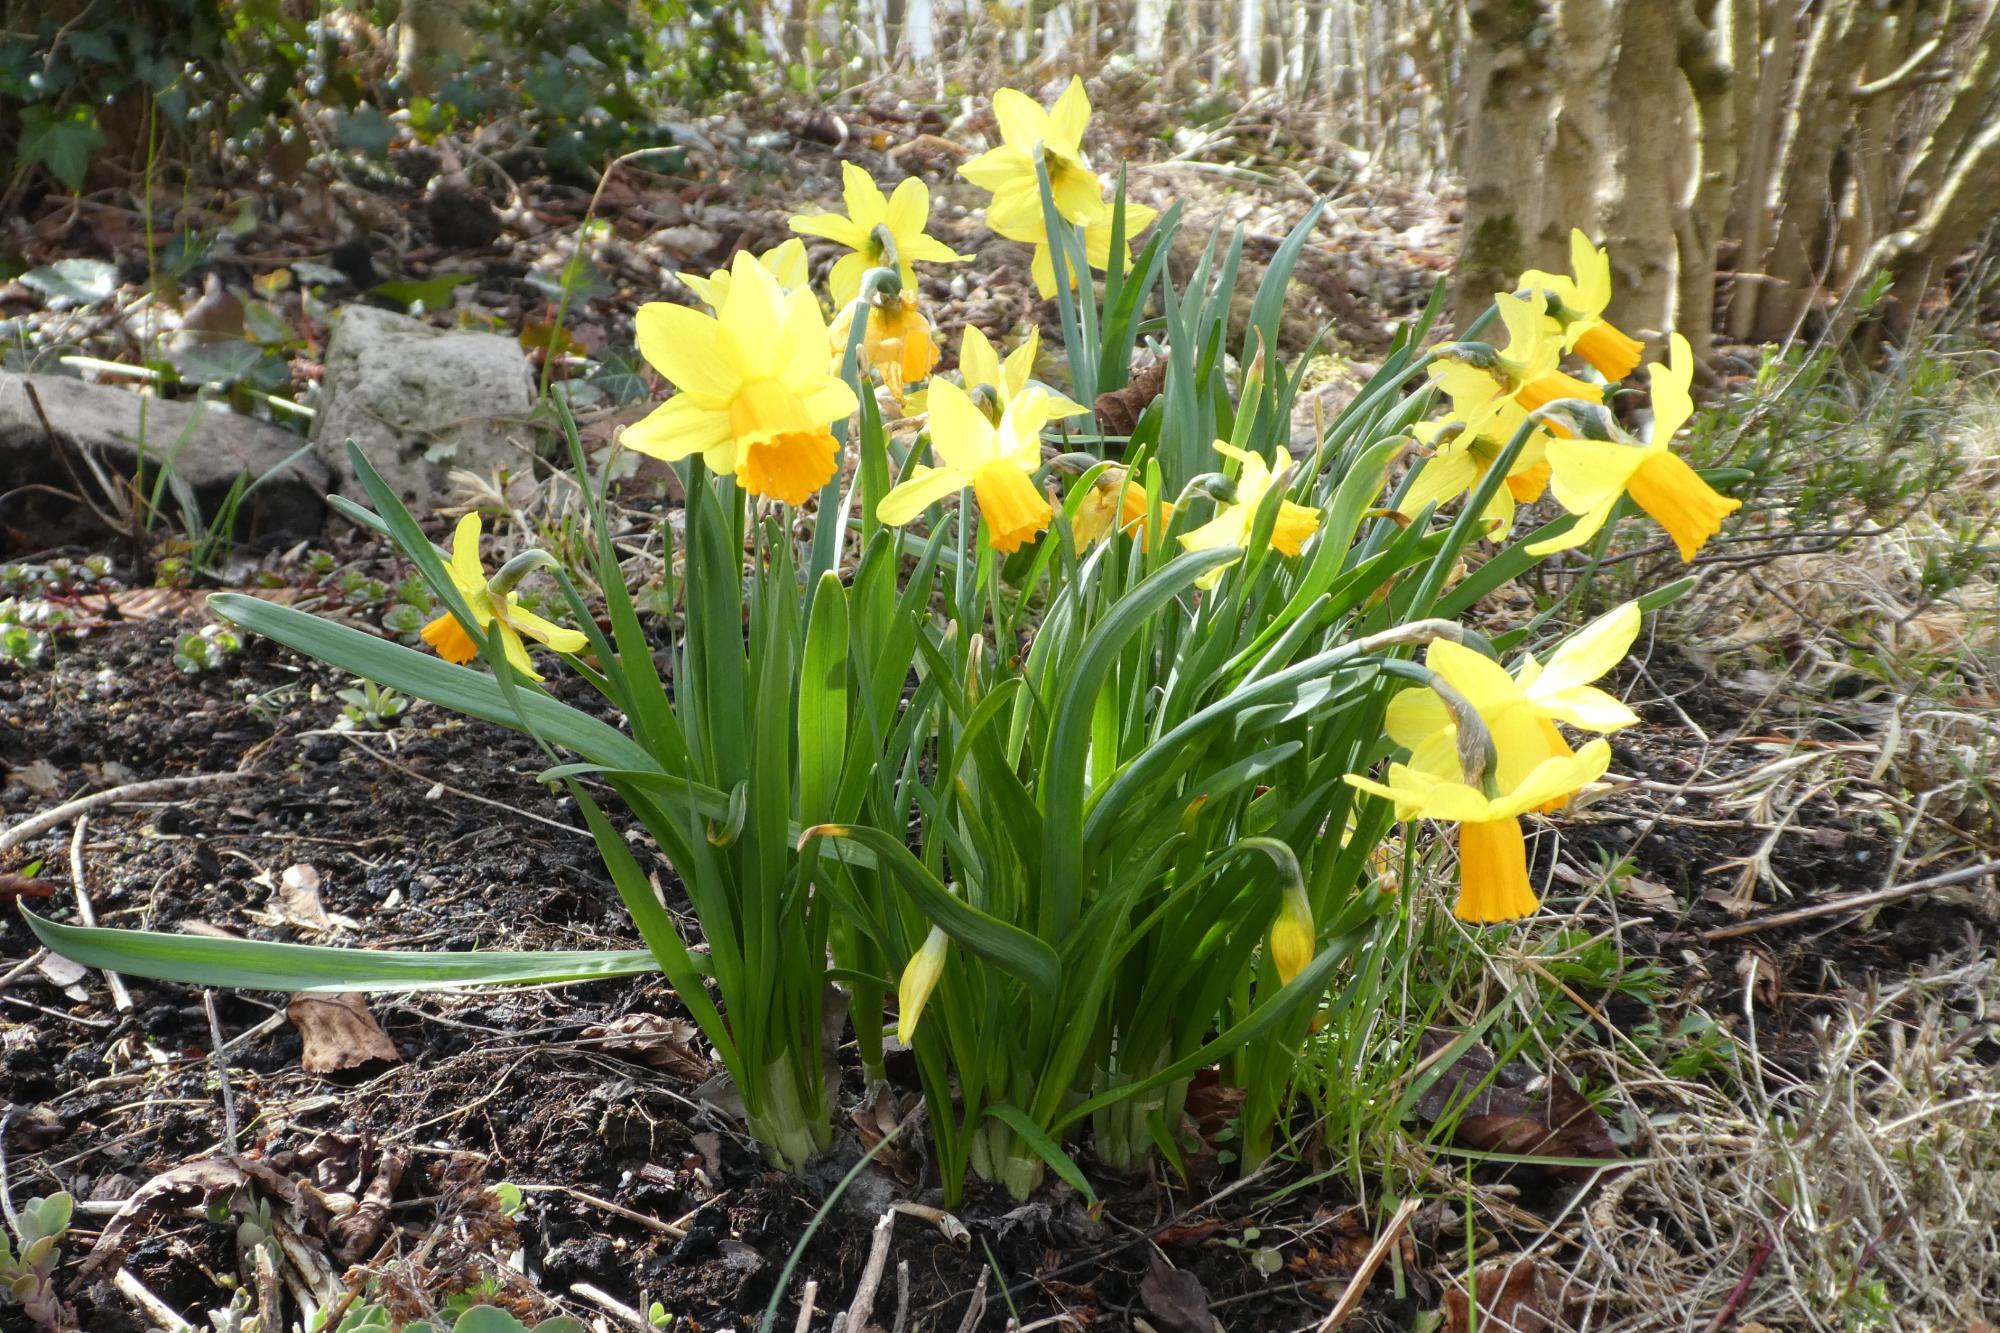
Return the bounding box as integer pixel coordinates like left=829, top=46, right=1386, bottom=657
left=37, top=79, right=1739, bottom=1205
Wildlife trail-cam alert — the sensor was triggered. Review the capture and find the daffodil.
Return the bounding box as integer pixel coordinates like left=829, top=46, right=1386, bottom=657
left=1178, top=441, right=1322, bottom=588
left=897, top=925, right=949, bottom=1044
left=959, top=77, right=1107, bottom=233
left=789, top=162, right=970, bottom=307
left=1071, top=466, right=1171, bottom=550
left=1346, top=741, right=1612, bottom=923
left=623, top=252, right=860, bottom=507
left=419, top=514, right=588, bottom=683
left=1267, top=883, right=1315, bottom=984
left=1411, top=292, right=1598, bottom=526
left=830, top=290, right=941, bottom=397
left=1527, top=333, right=1742, bottom=562
left=680, top=239, right=809, bottom=311
left=1519, top=230, right=1648, bottom=380
left=1383, top=603, right=1642, bottom=795
left=877, top=377, right=1064, bottom=553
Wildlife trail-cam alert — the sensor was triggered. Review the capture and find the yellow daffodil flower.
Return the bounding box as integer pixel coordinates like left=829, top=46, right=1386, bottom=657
left=877, top=377, right=1063, bottom=553
left=1527, top=334, right=1743, bottom=562
left=1178, top=441, right=1322, bottom=588
left=1071, top=466, right=1172, bottom=550
left=680, top=239, right=809, bottom=311
left=789, top=162, right=970, bottom=307
left=1519, top=230, right=1647, bottom=381
left=1267, top=884, right=1316, bottom=984
left=623, top=252, right=860, bottom=507
left=959, top=77, right=1107, bottom=234
left=1384, top=603, right=1642, bottom=795
left=1346, top=740, right=1612, bottom=923
left=830, top=291, right=941, bottom=397
left=1397, top=418, right=1543, bottom=537
left=897, top=925, right=949, bottom=1043
left=420, top=514, right=587, bottom=682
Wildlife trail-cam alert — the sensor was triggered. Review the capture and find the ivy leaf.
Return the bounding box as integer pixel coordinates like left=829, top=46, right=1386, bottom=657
left=370, top=273, right=476, bottom=311
left=17, top=104, right=105, bottom=192
left=20, top=258, right=119, bottom=309
left=336, top=105, right=394, bottom=157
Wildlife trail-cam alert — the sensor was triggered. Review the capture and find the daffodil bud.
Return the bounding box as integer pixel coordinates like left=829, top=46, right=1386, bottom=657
left=1433, top=340, right=1502, bottom=372
left=1428, top=674, right=1500, bottom=796
left=1529, top=399, right=1620, bottom=441
left=485, top=548, right=560, bottom=599
left=897, top=925, right=949, bottom=1044
left=1268, top=884, right=1315, bottom=985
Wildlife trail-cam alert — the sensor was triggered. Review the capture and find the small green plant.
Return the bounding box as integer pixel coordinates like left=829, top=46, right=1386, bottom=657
left=0, top=1192, right=74, bottom=1329
left=339, top=680, right=412, bottom=729
left=174, top=624, right=242, bottom=674
left=330, top=1304, right=584, bottom=1333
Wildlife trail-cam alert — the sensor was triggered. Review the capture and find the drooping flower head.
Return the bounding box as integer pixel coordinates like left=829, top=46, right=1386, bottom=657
left=1518, top=230, right=1648, bottom=381
left=1527, top=333, right=1743, bottom=562
left=830, top=289, right=941, bottom=399
left=1267, top=883, right=1316, bottom=984
left=623, top=252, right=860, bottom=507
left=1179, top=441, right=1323, bottom=588
left=789, top=163, right=970, bottom=308
left=1014, top=205, right=1160, bottom=299
left=1071, top=465, right=1171, bottom=551
left=1348, top=605, right=1639, bottom=922
left=420, top=513, right=587, bottom=683
left=877, top=376, right=1067, bottom=553
left=680, top=239, right=809, bottom=312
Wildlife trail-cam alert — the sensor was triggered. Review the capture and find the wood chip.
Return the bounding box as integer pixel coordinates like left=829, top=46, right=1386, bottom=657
left=277, top=863, right=330, bottom=930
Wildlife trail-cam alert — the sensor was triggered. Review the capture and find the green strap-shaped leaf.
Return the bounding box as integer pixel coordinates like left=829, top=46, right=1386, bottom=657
left=210, top=595, right=658, bottom=774
left=798, top=824, right=1059, bottom=998
left=982, top=1102, right=1099, bottom=1207
left=22, top=908, right=662, bottom=993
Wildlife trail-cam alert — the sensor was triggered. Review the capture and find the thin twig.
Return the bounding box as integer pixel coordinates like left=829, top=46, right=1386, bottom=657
left=0, top=771, right=251, bottom=853
left=571, top=1281, right=654, bottom=1331
left=204, top=990, right=239, bottom=1154
left=793, top=1278, right=820, bottom=1333
left=950, top=1268, right=989, bottom=1333
left=842, top=1207, right=899, bottom=1333
left=0, top=948, right=48, bottom=991
left=114, top=1268, right=194, bottom=1332
left=514, top=1183, right=689, bottom=1238
left=1697, top=859, right=2000, bottom=940
left=70, top=816, right=133, bottom=1011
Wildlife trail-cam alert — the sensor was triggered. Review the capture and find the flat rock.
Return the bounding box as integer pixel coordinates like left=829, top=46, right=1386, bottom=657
left=0, top=370, right=328, bottom=550
left=311, top=304, right=535, bottom=511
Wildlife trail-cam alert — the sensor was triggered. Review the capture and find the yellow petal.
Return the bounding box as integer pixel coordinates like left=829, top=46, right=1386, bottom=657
left=1268, top=886, right=1315, bottom=985
left=1534, top=601, right=1639, bottom=695
left=1545, top=437, right=1649, bottom=513
left=1424, top=639, right=1524, bottom=717
left=621, top=394, right=733, bottom=463
left=718, top=254, right=784, bottom=376
left=503, top=602, right=588, bottom=655
left=1570, top=229, right=1613, bottom=317
left=1384, top=685, right=1453, bottom=752
left=884, top=176, right=931, bottom=248
left=1270, top=500, right=1322, bottom=557
left=1539, top=685, right=1640, bottom=731
left=448, top=512, right=484, bottom=592
left=1488, top=739, right=1612, bottom=819
left=729, top=379, right=841, bottom=504
left=991, top=87, right=1047, bottom=151
left=839, top=160, right=888, bottom=230
left=877, top=462, right=971, bottom=527
left=960, top=324, right=1002, bottom=395
left=421, top=610, right=479, bottom=664
left=1525, top=495, right=1617, bottom=558
left=1648, top=333, right=1696, bottom=442
left=634, top=301, right=736, bottom=398
left=1048, top=76, right=1092, bottom=153
left=827, top=251, right=869, bottom=310
left=1573, top=320, right=1644, bottom=381
left=789, top=210, right=870, bottom=251
left=924, top=377, right=1001, bottom=471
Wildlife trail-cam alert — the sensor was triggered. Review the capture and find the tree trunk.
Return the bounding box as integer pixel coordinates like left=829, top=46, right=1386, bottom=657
left=1598, top=0, right=1685, bottom=348
left=1453, top=0, right=1560, bottom=326
left=1676, top=0, right=1749, bottom=347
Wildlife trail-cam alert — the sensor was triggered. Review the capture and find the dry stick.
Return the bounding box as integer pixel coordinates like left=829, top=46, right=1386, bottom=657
left=792, top=1278, right=820, bottom=1333
left=113, top=1268, right=194, bottom=1332
left=571, top=1282, right=653, bottom=1331
left=1315, top=1198, right=1422, bottom=1332
left=204, top=989, right=239, bottom=1154
left=950, top=1268, right=989, bottom=1333
left=841, top=1208, right=899, bottom=1333
left=0, top=771, right=252, bottom=854
left=70, top=816, right=132, bottom=1011
left=1697, top=859, right=2000, bottom=941
left=0, top=948, right=48, bottom=991
left=515, top=1183, right=690, bottom=1239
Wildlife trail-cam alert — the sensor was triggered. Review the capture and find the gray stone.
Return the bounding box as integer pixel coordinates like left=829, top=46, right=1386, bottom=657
left=311, top=304, right=536, bottom=511
left=0, top=370, right=329, bottom=549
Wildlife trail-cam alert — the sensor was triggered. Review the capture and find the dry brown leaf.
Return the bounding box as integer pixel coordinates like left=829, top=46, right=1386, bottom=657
left=1138, top=1254, right=1219, bottom=1333
left=0, top=871, right=57, bottom=902
left=1412, top=1029, right=1622, bottom=1181
left=1441, top=1258, right=1575, bottom=1333
left=288, top=993, right=401, bottom=1073
left=580, top=1013, right=713, bottom=1081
